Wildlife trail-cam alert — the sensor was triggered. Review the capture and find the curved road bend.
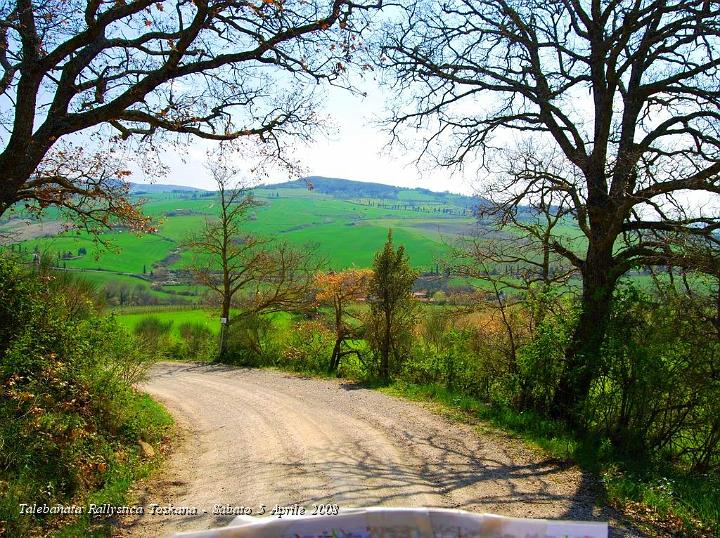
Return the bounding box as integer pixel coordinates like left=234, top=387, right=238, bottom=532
left=118, top=362, right=633, bottom=537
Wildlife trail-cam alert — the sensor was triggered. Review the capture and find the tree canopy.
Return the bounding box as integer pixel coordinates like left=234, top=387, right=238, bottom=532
left=380, top=0, right=720, bottom=421
left=0, top=0, right=380, bottom=228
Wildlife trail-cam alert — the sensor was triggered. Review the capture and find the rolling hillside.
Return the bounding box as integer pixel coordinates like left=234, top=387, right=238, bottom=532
left=2, top=178, right=487, bottom=304
left=269, top=177, right=477, bottom=206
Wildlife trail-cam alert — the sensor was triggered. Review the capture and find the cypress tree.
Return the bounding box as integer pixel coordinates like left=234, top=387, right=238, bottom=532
left=368, top=230, right=416, bottom=380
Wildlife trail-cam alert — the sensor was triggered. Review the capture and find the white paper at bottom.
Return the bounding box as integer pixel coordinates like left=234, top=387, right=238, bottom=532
left=173, top=507, right=608, bottom=538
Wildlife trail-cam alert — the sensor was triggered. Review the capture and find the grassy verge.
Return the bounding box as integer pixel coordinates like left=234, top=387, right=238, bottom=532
left=0, top=256, right=178, bottom=537
left=56, top=393, right=173, bottom=537
left=379, top=381, right=719, bottom=537
left=2, top=392, right=173, bottom=537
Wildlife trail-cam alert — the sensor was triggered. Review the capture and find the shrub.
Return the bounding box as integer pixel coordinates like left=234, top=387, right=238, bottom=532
left=133, top=316, right=173, bottom=357
left=0, top=256, right=168, bottom=535
left=224, top=314, right=278, bottom=365
left=278, top=320, right=336, bottom=373
left=176, top=322, right=216, bottom=361
left=516, top=312, right=574, bottom=413
left=418, top=307, right=453, bottom=353
left=588, top=285, right=720, bottom=468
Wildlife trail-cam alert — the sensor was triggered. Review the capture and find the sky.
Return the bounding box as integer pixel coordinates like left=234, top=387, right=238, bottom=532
left=131, top=75, right=716, bottom=213
left=144, top=77, right=478, bottom=195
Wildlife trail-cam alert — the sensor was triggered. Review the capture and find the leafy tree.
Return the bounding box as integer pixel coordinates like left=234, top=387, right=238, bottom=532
left=314, top=268, right=372, bottom=371
left=104, top=281, right=132, bottom=306
left=0, top=0, right=381, bottom=229
left=380, top=0, right=720, bottom=422
left=367, top=230, right=416, bottom=380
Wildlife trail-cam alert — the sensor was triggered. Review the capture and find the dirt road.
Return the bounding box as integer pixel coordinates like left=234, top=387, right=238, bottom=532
left=118, top=362, right=627, bottom=537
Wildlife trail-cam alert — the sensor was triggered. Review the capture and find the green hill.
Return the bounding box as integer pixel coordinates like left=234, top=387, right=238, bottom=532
left=129, top=182, right=208, bottom=194
left=268, top=177, right=477, bottom=207
left=3, top=178, right=487, bottom=304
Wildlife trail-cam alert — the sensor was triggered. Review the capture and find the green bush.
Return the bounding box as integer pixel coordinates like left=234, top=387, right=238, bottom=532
left=224, top=314, right=278, bottom=365
left=0, top=256, right=170, bottom=536
left=516, top=312, right=574, bottom=413
left=176, top=322, right=216, bottom=361
left=404, top=327, right=482, bottom=396
left=277, top=320, right=336, bottom=373
left=589, top=285, right=720, bottom=469
left=133, top=316, right=173, bottom=357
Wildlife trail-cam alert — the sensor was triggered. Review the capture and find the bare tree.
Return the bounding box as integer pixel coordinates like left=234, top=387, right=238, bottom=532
left=0, top=0, right=381, bottom=227
left=184, top=158, right=317, bottom=359
left=380, top=0, right=720, bottom=422
left=465, top=147, right=580, bottom=323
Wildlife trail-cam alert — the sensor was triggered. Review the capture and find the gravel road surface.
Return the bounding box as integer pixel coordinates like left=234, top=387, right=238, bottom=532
left=117, top=362, right=632, bottom=537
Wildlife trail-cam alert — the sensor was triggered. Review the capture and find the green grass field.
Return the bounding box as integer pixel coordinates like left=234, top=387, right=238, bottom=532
left=115, top=308, right=219, bottom=337
left=114, top=308, right=295, bottom=339
left=19, top=231, right=175, bottom=273
left=3, top=181, right=680, bottom=305
left=4, top=185, right=479, bottom=304
left=12, top=187, right=469, bottom=273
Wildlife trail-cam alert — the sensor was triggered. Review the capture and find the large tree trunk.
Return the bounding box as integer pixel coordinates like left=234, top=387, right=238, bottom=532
left=552, top=238, right=617, bottom=426
left=0, top=147, right=43, bottom=215
left=0, top=98, right=55, bottom=215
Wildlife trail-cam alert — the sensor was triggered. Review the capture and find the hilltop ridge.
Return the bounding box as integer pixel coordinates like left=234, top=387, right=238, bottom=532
left=129, top=182, right=207, bottom=194
left=267, top=176, right=468, bottom=201
left=131, top=176, right=473, bottom=203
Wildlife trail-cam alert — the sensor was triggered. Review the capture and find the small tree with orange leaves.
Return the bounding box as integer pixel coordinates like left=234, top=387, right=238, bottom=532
left=314, top=268, right=372, bottom=372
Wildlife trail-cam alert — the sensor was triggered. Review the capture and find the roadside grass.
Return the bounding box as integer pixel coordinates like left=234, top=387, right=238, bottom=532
left=2, top=392, right=173, bottom=538
left=53, top=394, right=173, bottom=537
left=378, top=381, right=719, bottom=537
left=0, top=255, right=177, bottom=538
